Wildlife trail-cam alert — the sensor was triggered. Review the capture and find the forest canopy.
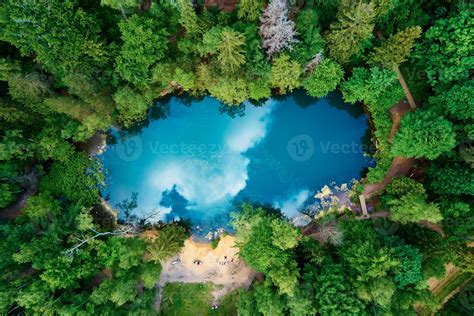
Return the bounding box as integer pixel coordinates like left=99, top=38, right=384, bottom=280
left=0, top=0, right=472, bottom=314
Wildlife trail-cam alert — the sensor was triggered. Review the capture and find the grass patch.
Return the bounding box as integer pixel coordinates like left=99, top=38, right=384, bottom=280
left=417, top=272, right=472, bottom=315
left=160, top=283, right=238, bottom=316
left=434, top=272, right=472, bottom=304
left=217, top=290, right=239, bottom=316
left=211, top=237, right=220, bottom=249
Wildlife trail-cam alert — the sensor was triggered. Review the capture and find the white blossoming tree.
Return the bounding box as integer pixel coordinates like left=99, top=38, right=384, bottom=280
left=259, top=0, right=298, bottom=58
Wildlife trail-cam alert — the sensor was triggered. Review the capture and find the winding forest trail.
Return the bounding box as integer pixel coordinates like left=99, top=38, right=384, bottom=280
left=388, top=100, right=412, bottom=142
left=362, top=30, right=419, bottom=199
left=362, top=100, right=416, bottom=199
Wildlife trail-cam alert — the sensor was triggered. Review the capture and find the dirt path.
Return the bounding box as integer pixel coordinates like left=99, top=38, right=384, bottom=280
left=362, top=98, right=417, bottom=199
left=361, top=31, right=418, bottom=200
left=388, top=100, right=412, bottom=143
left=155, top=235, right=257, bottom=312
left=362, top=156, right=416, bottom=198
left=394, top=66, right=417, bottom=110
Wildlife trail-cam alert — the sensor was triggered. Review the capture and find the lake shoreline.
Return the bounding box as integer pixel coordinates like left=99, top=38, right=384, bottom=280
left=95, top=91, right=374, bottom=237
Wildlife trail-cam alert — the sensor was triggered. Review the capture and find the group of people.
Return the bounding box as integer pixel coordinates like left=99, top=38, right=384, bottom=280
left=218, top=255, right=234, bottom=266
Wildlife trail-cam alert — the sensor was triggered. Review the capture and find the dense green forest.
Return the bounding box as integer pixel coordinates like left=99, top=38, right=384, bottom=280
left=0, top=0, right=472, bottom=314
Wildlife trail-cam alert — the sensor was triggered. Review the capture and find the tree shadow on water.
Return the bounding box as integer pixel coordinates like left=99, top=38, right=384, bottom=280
left=326, top=92, right=365, bottom=119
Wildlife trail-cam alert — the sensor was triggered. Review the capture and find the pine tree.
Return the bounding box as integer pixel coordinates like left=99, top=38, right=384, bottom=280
left=238, top=0, right=265, bottom=21
left=176, top=0, right=201, bottom=35
left=369, top=26, right=422, bottom=68
left=217, top=29, right=246, bottom=73
left=269, top=54, right=301, bottom=93
left=325, top=1, right=378, bottom=64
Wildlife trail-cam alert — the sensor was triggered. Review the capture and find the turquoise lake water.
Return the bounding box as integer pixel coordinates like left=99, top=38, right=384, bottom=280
left=100, top=91, right=373, bottom=235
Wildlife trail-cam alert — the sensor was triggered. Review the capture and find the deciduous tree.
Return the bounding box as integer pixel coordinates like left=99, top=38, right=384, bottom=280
left=391, top=110, right=456, bottom=160
left=414, top=9, right=473, bottom=87
left=145, top=225, right=188, bottom=262
left=302, top=59, right=343, bottom=98
left=388, top=194, right=443, bottom=224
left=208, top=77, right=249, bottom=105
left=113, top=86, right=151, bottom=128
left=115, top=15, right=168, bottom=88
left=259, top=0, right=298, bottom=58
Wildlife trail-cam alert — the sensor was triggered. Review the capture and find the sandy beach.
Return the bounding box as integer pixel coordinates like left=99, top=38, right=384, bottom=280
left=156, top=235, right=258, bottom=310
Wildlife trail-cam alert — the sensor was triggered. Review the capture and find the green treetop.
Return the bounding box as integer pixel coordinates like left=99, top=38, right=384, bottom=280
left=414, top=9, right=474, bottom=87
left=369, top=26, right=422, bottom=68
left=302, top=58, right=344, bottom=98
left=217, top=29, right=246, bottom=73
left=269, top=54, right=301, bottom=94
left=391, top=110, right=457, bottom=160
left=388, top=194, right=443, bottom=224
left=176, top=0, right=201, bottom=35
left=115, top=15, right=168, bottom=88
left=0, top=0, right=108, bottom=81
left=237, top=0, right=265, bottom=21
left=325, top=0, right=378, bottom=64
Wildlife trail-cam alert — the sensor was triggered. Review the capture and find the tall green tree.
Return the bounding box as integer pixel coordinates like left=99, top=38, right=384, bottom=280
left=427, top=163, right=474, bottom=196
left=325, top=0, right=378, bottom=64
left=0, top=0, right=108, bottom=81
left=269, top=54, right=301, bottom=94
left=414, top=9, right=474, bottom=87
left=369, top=26, right=422, bottom=68
left=100, top=0, right=140, bottom=19
left=7, top=72, right=51, bottom=107
left=176, top=0, right=201, bottom=35
left=428, top=81, right=474, bottom=120
left=113, top=86, right=151, bottom=128
left=391, top=110, right=457, bottom=160
left=233, top=205, right=301, bottom=296
left=302, top=59, right=344, bottom=98
left=311, top=264, right=366, bottom=314
left=115, top=15, right=168, bottom=88
left=208, top=77, right=249, bottom=105
left=217, top=29, right=246, bottom=73
left=237, top=0, right=265, bottom=21
left=388, top=194, right=443, bottom=224
left=145, top=225, right=188, bottom=262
